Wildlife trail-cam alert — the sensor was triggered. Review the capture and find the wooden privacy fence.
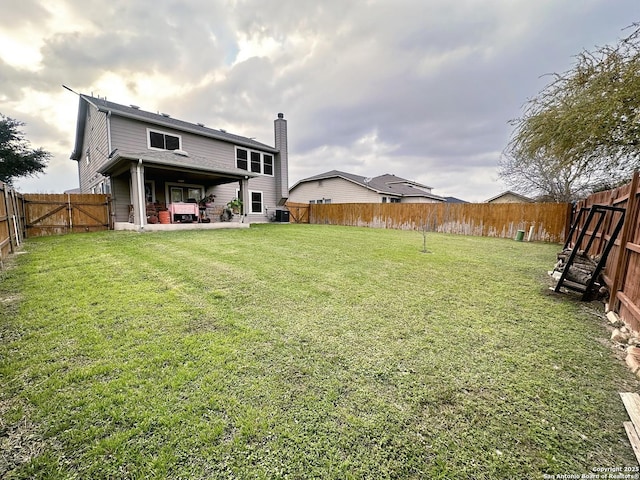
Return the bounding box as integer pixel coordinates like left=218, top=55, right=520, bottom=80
left=305, top=202, right=571, bottom=243
left=23, top=194, right=112, bottom=237
left=0, top=182, right=25, bottom=264
left=568, top=172, right=640, bottom=331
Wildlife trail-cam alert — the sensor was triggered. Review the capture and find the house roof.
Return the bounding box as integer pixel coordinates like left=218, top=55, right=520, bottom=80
left=292, top=170, right=444, bottom=201
left=70, top=94, right=277, bottom=161
left=97, top=149, right=259, bottom=180
left=484, top=190, right=533, bottom=203
left=444, top=196, right=468, bottom=204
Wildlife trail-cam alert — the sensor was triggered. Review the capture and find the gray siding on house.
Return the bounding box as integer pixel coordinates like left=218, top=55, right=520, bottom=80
left=111, top=175, right=131, bottom=222
left=209, top=174, right=277, bottom=222
left=109, top=116, right=277, bottom=166
left=79, top=104, right=110, bottom=192
left=289, top=178, right=381, bottom=203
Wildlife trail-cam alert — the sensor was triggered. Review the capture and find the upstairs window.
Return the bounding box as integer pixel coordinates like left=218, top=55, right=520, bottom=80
left=235, top=147, right=274, bottom=176
left=236, top=148, right=248, bottom=170
left=251, top=151, right=261, bottom=173
left=148, top=129, right=181, bottom=150
left=263, top=154, right=273, bottom=175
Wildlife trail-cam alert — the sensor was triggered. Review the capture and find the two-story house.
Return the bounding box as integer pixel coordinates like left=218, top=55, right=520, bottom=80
left=70, top=94, right=288, bottom=228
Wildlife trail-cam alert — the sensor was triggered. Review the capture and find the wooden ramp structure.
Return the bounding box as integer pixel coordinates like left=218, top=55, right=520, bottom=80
left=553, top=204, right=626, bottom=300
left=619, top=392, right=640, bottom=465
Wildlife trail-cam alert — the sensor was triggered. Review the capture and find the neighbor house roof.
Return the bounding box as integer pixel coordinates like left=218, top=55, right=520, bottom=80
left=484, top=190, right=533, bottom=203
left=444, top=196, right=468, bottom=203
left=292, top=170, right=444, bottom=201
left=70, top=94, right=277, bottom=161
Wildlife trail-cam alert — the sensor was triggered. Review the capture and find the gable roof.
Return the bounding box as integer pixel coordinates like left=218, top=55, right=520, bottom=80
left=484, top=190, right=533, bottom=203
left=292, top=170, right=444, bottom=201
left=70, top=94, right=277, bottom=160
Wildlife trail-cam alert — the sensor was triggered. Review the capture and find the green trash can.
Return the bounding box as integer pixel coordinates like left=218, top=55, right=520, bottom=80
left=515, top=230, right=525, bottom=242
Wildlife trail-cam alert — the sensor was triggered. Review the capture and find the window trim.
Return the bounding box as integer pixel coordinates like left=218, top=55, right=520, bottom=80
left=263, top=154, right=274, bottom=176
left=249, top=190, right=264, bottom=214
left=236, top=147, right=248, bottom=170
left=250, top=151, right=261, bottom=173
left=165, top=182, right=204, bottom=204
left=147, top=128, right=182, bottom=151
left=234, top=146, right=274, bottom=176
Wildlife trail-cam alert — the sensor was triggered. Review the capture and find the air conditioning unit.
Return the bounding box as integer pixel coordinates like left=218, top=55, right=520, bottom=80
left=275, top=210, right=290, bottom=222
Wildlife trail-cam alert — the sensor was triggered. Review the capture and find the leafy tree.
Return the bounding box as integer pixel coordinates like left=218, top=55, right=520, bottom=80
left=501, top=24, right=640, bottom=200
left=0, top=114, right=50, bottom=185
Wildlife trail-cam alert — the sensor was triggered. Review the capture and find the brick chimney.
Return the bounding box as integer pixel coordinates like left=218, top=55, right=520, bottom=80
left=274, top=113, right=289, bottom=205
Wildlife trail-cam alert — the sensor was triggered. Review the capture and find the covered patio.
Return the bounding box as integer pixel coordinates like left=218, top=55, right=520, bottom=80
left=98, top=150, right=258, bottom=231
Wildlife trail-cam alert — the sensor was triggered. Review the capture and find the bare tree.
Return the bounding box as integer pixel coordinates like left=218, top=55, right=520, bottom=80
left=501, top=24, right=640, bottom=198
left=419, top=207, right=438, bottom=253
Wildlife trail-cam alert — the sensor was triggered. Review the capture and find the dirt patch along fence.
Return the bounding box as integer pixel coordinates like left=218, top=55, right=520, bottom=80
left=304, top=202, right=570, bottom=243
left=569, top=172, right=640, bottom=331
left=0, top=182, right=26, bottom=264
left=23, top=194, right=112, bottom=237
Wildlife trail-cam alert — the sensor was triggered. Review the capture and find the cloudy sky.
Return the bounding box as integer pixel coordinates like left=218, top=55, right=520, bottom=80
left=2, top=0, right=638, bottom=201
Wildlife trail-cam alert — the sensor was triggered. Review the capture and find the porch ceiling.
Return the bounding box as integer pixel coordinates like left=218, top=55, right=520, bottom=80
left=98, top=150, right=258, bottom=183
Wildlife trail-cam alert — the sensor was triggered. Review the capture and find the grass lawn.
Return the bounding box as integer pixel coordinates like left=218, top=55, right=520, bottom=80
left=1, top=224, right=639, bottom=479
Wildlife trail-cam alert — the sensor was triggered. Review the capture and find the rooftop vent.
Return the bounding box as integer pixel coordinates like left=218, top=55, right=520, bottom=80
left=219, top=129, right=227, bottom=133
left=130, top=104, right=140, bottom=109
left=197, top=122, right=205, bottom=127
left=173, top=149, right=189, bottom=157
left=161, top=112, right=171, bottom=117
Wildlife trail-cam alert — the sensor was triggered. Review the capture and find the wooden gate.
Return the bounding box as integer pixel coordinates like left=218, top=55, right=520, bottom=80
left=285, top=202, right=310, bottom=224
left=24, top=194, right=111, bottom=237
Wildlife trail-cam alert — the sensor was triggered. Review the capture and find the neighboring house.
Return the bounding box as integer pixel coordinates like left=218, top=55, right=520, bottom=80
left=70, top=94, right=288, bottom=227
left=484, top=191, right=533, bottom=204
left=288, top=170, right=444, bottom=204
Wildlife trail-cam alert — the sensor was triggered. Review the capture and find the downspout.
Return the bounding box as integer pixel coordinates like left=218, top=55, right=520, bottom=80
left=137, top=159, right=145, bottom=230
left=106, top=111, right=112, bottom=154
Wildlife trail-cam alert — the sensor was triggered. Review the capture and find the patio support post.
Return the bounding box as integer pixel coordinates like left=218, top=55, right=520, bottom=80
left=241, top=176, right=250, bottom=221
left=129, top=160, right=146, bottom=228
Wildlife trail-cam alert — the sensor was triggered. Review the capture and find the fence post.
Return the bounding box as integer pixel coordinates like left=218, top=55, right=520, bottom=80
left=608, top=171, right=640, bottom=312
left=19, top=193, right=26, bottom=239
left=2, top=183, right=15, bottom=254
left=10, top=188, right=22, bottom=246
